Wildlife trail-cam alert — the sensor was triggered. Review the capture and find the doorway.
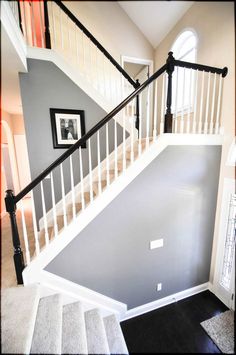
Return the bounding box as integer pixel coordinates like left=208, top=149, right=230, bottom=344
left=122, top=56, right=153, bottom=138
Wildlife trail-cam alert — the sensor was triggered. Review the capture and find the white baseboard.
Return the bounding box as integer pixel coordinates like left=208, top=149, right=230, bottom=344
left=122, top=282, right=209, bottom=321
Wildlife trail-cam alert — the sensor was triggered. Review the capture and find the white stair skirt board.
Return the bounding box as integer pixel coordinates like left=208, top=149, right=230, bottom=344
left=1, top=285, right=40, bottom=354
left=85, top=308, right=110, bottom=355
left=122, top=282, right=209, bottom=321
left=27, top=47, right=112, bottom=114
left=62, top=301, right=88, bottom=355
left=23, top=134, right=223, bottom=290
left=30, top=293, right=63, bottom=354
left=31, top=270, right=127, bottom=319
left=104, top=314, right=129, bottom=355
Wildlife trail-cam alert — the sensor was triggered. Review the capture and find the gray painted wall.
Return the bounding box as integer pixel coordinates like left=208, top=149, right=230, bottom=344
left=19, top=59, right=124, bottom=220
left=46, top=145, right=221, bottom=309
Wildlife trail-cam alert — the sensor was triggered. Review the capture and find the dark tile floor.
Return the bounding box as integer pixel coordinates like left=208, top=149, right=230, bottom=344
left=121, top=290, right=228, bottom=353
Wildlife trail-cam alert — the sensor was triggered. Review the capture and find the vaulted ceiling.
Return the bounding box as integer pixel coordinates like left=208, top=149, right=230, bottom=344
left=118, top=1, right=194, bottom=48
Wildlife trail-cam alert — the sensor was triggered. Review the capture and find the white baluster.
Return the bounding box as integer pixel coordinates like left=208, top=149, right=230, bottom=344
left=160, top=74, right=166, bottom=134
left=138, top=92, right=142, bottom=157
left=22, top=1, right=29, bottom=45
left=60, top=7, right=64, bottom=50
left=210, top=73, right=217, bottom=134
left=198, top=70, right=205, bottom=134
left=60, top=164, right=67, bottom=227
left=186, top=69, right=192, bottom=133
left=204, top=71, right=211, bottom=134
left=192, top=70, right=199, bottom=133
left=130, top=101, right=135, bottom=162
left=69, top=155, right=76, bottom=219
left=19, top=200, right=30, bottom=265
left=31, top=2, right=37, bottom=46
left=215, top=75, right=223, bottom=134
left=114, top=116, right=118, bottom=178
left=40, top=181, right=49, bottom=246
left=153, top=79, right=158, bottom=140
left=122, top=109, right=126, bottom=171
left=174, top=67, right=179, bottom=133
left=106, top=123, right=110, bottom=186
left=50, top=172, right=58, bottom=237
left=180, top=68, right=186, bottom=133
left=146, top=85, right=150, bottom=148
left=51, top=2, right=56, bottom=50
left=30, top=191, right=40, bottom=255
left=75, top=26, right=79, bottom=66
left=67, top=16, right=72, bottom=57
left=97, top=131, right=102, bottom=195
left=79, top=147, right=85, bottom=210
left=88, top=138, right=94, bottom=201
left=39, top=1, right=45, bottom=48
left=82, top=31, right=85, bottom=74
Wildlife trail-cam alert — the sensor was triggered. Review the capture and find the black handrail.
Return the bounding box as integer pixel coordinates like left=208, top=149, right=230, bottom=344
left=14, top=63, right=168, bottom=203
left=174, top=59, right=228, bottom=77
left=53, top=0, right=138, bottom=89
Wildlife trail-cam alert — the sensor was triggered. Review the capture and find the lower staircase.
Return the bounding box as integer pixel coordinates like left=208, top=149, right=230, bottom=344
left=2, top=285, right=129, bottom=354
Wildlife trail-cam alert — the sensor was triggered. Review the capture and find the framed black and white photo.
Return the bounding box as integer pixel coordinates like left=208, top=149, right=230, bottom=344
left=50, top=108, right=86, bottom=149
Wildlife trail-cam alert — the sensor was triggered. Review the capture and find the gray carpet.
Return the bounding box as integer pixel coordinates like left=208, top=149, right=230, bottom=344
left=201, top=310, right=234, bottom=354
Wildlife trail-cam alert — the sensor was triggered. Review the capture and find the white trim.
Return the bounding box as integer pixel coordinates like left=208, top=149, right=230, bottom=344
left=23, top=134, right=223, bottom=286
left=212, top=178, right=235, bottom=309
left=121, top=55, right=153, bottom=76
left=1, top=1, right=27, bottom=70
left=122, top=282, right=209, bottom=321
left=29, top=270, right=127, bottom=319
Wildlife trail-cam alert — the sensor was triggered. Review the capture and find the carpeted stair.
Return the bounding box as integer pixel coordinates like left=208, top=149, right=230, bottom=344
left=1, top=285, right=129, bottom=355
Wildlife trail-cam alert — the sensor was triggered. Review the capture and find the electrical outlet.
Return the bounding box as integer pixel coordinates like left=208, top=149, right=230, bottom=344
left=157, top=283, right=162, bottom=291
left=150, top=239, right=163, bottom=250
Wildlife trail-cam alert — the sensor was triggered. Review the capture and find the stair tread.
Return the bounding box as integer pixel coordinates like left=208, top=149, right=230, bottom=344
left=2, top=285, right=40, bottom=355
left=85, top=308, right=110, bottom=355
left=104, top=314, right=129, bottom=355
left=62, top=301, right=88, bottom=355
left=30, top=293, right=63, bottom=354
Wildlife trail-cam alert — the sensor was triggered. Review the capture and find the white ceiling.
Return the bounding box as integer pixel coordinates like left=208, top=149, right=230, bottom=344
left=118, top=1, right=194, bottom=48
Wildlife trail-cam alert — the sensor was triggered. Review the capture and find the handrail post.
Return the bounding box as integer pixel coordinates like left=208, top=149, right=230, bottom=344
left=135, top=79, right=140, bottom=132
left=17, top=0, right=23, bottom=33
left=164, top=51, right=175, bottom=133
left=44, top=0, right=51, bottom=49
left=5, top=190, right=25, bottom=284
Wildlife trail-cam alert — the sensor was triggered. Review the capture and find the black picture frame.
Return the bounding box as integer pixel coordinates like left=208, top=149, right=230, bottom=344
left=50, top=108, right=86, bottom=149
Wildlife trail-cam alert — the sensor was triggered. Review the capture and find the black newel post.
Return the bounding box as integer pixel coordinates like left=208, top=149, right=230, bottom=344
left=135, top=79, right=140, bottom=132
left=17, top=0, right=23, bottom=33
left=164, top=51, right=175, bottom=133
left=44, top=0, right=51, bottom=49
left=5, top=190, right=25, bottom=284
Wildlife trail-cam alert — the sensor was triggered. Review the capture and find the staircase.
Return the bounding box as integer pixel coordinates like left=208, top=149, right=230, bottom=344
left=2, top=285, right=128, bottom=354
left=3, top=1, right=228, bottom=349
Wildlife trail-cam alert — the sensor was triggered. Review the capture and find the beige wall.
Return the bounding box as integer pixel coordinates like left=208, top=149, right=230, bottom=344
left=64, top=1, right=154, bottom=62
left=154, top=1, right=235, bottom=282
